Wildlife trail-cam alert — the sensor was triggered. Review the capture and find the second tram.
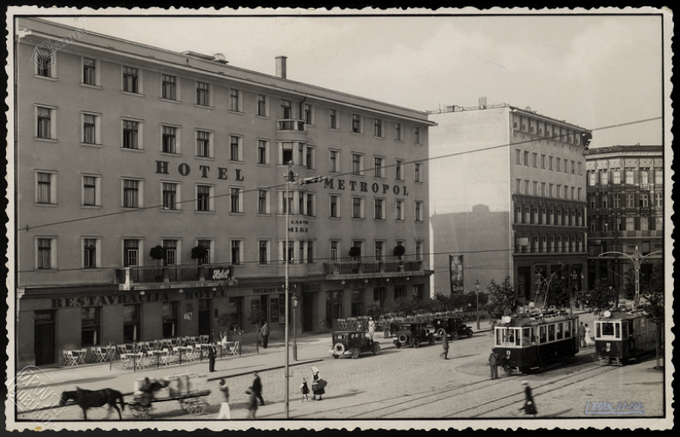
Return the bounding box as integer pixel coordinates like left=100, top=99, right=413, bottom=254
left=492, top=310, right=579, bottom=374
left=594, top=309, right=658, bottom=366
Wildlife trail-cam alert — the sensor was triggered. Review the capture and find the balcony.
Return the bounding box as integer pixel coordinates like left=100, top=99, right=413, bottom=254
left=115, top=265, right=234, bottom=290
left=323, top=260, right=424, bottom=280
left=276, top=119, right=307, bottom=142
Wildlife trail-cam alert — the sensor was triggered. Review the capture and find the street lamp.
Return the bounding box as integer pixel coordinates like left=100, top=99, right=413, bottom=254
left=475, top=279, right=480, bottom=330
left=292, top=293, right=300, bottom=361
left=599, top=245, right=662, bottom=310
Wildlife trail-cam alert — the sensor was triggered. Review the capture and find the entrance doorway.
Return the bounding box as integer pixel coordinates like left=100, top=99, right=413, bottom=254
left=34, top=310, right=56, bottom=366
left=198, top=299, right=211, bottom=338
left=302, top=294, right=314, bottom=332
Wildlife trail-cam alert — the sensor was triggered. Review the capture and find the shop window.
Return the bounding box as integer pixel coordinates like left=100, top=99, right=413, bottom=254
left=162, top=301, right=178, bottom=338
left=81, top=307, right=101, bottom=346
left=123, top=304, right=140, bottom=343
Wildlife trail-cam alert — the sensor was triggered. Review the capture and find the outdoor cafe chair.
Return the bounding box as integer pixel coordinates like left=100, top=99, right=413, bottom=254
left=63, top=350, right=78, bottom=366
left=229, top=341, right=240, bottom=356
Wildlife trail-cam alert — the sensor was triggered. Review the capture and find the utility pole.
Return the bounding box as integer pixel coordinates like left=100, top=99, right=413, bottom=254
left=599, top=245, right=662, bottom=310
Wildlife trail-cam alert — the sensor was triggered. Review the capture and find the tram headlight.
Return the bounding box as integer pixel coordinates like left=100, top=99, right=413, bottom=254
left=606, top=342, right=611, bottom=352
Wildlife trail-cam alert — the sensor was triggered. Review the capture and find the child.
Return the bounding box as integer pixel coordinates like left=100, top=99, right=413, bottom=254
left=300, top=377, right=310, bottom=402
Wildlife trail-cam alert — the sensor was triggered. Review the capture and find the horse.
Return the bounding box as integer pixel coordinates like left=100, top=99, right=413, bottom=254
left=60, top=387, right=125, bottom=420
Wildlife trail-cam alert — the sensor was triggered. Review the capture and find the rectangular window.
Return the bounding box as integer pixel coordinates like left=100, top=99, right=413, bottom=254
left=374, top=241, right=384, bottom=261
left=330, top=150, right=339, bottom=173
left=374, top=119, right=383, bottom=137
left=414, top=127, right=421, bottom=144
left=197, top=185, right=211, bottom=211
left=229, top=88, right=241, bottom=112
left=415, top=201, right=423, bottom=221
left=541, top=154, right=546, bottom=169
left=351, top=289, right=365, bottom=317
left=374, top=198, right=385, bottom=220
left=329, top=109, right=338, bottom=129
left=37, top=107, right=52, bottom=139
left=303, top=104, right=313, bottom=124
left=280, top=191, right=293, bottom=214
left=524, top=151, right=530, bottom=166
left=257, top=94, right=267, bottom=116
left=374, top=157, right=384, bottom=178
left=280, top=100, right=292, bottom=118
left=257, top=139, right=269, bottom=164
left=626, top=194, right=635, bottom=208
left=163, top=240, right=177, bottom=266
left=396, top=160, right=403, bottom=180
left=655, top=168, right=663, bottom=185
left=122, top=120, right=139, bottom=149
left=532, top=153, right=538, bottom=167
left=162, top=126, right=177, bottom=154
left=162, top=74, right=177, bottom=100
left=625, top=169, right=634, bottom=184
left=123, top=67, right=139, bottom=93
left=123, top=304, right=140, bottom=343
left=197, top=240, right=211, bottom=264
left=516, top=149, right=521, bottom=165
left=612, top=169, right=621, bottom=184
left=123, top=239, right=139, bottom=267
left=231, top=240, right=241, bottom=265
left=83, top=114, right=96, bottom=144
left=162, top=183, right=177, bottom=210
left=83, top=57, right=97, bottom=85
left=330, top=241, right=339, bottom=262
left=37, top=238, right=52, bottom=269
left=396, top=199, right=404, bottom=220
left=230, top=136, right=242, bottom=161
left=258, top=240, right=269, bottom=265
left=352, top=114, right=362, bottom=134
left=415, top=241, right=423, bottom=260
left=123, top=179, right=139, bottom=208
left=230, top=187, right=242, bottom=213
left=196, top=81, right=210, bottom=106
left=37, top=172, right=52, bottom=204
left=83, top=238, right=98, bottom=268
left=81, top=307, right=101, bottom=346
left=330, top=195, right=340, bottom=218
left=549, top=157, right=553, bottom=170
left=352, top=154, right=363, bottom=176
left=352, top=197, right=364, bottom=219
left=395, top=123, right=403, bottom=141
left=83, top=176, right=97, bottom=206
left=415, top=163, right=422, bottom=182
left=258, top=190, right=269, bottom=214
left=196, top=130, right=211, bottom=157
left=654, top=192, right=663, bottom=208
left=640, top=193, right=649, bottom=208
left=162, top=302, right=178, bottom=338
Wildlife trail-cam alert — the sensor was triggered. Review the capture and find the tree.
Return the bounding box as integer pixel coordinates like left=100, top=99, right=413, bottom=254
left=575, top=279, right=616, bottom=314
left=393, top=245, right=406, bottom=260
left=190, top=245, right=209, bottom=265
left=639, top=260, right=664, bottom=370
left=149, top=245, right=166, bottom=266
left=246, top=307, right=267, bottom=352
left=483, top=277, right=515, bottom=319
left=348, top=246, right=361, bottom=261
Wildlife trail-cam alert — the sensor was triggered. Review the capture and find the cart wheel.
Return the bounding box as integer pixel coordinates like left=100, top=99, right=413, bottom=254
left=395, top=342, right=401, bottom=349
left=467, top=329, right=474, bottom=338
left=372, top=343, right=381, bottom=355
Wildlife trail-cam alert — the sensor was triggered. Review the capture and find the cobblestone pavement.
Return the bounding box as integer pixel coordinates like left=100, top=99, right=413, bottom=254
left=13, top=312, right=668, bottom=427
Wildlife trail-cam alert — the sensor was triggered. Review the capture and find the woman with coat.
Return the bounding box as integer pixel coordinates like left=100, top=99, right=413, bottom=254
left=519, top=381, right=537, bottom=417
left=311, top=366, right=325, bottom=401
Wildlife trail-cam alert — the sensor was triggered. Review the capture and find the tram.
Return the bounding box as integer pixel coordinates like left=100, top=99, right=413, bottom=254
left=492, top=310, right=579, bottom=374
left=594, top=309, right=658, bottom=366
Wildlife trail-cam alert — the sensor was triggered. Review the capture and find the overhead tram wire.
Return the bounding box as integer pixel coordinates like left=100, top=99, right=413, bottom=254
left=15, top=115, right=661, bottom=233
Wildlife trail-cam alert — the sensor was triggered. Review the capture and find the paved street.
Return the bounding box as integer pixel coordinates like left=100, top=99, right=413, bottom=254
left=12, top=312, right=666, bottom=426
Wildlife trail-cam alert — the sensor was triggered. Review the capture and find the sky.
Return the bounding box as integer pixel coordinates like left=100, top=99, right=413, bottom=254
left=38, top=10, right=666, bottom=150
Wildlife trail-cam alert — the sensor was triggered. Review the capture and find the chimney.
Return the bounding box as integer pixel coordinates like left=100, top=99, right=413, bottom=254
left=276, top=56, right=287, bottom=79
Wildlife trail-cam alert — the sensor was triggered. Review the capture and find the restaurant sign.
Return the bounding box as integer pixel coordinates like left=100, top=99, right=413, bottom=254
left=49, top=288, right=228, bottom=308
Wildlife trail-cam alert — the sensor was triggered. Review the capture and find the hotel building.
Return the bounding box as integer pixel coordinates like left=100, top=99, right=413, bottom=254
left=428, top=99, right=591, bottom=305
left=13, top=17, right=434, bottom=367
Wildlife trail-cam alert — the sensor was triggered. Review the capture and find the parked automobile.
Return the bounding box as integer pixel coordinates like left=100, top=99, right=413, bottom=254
left=393, top=322, right=435, bottom=348
left=429, top=317, right=474, bottom=340
left=330, top=330, right=380, bottom=359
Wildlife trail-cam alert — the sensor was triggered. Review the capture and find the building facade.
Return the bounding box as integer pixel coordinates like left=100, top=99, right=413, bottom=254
left=428, top=100, right=591, bottom=305
left=584, top=145, right=664, bottom=292
left=14, top=18, right=434, bottom=367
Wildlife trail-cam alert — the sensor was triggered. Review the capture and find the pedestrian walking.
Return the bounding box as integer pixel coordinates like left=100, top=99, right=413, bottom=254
left=488, top=350, right=500, bottom=380
left=246, top=387, right=258, bottom=419
left=311, top=366, right=326, bottom=401
left=579, top=322, right=586, bottom=348
left=368, top=317, right=376, bottom=341
left=252, top=371, right=265, bottom=406
left=260, top=323, right=269, bottom=349
left=441, top=330, right=450, bottom=360
left=208, top=342, right=217, bottom=373
left=217, top=379, right=231, bottom=419
left=300, top=377, right=310, bottom=402
left=519, top=381, right=537, bottom=417
left=584, top=323, right=595, bottom=346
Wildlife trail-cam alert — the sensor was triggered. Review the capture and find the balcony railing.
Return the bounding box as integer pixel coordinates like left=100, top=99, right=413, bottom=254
left=277, top=119, right=306, bottom=131
left=323, top=260, right=422, bottom=277
left=115, top=265, right=234, bottom=289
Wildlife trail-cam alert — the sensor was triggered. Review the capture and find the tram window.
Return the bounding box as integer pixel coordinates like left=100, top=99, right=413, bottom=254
left=522, top=328, right=530, bottom=346
left=596, top=323, right=601, bottom=338
left=601, top=322, right=614, bottom=336
left=622, top=322, right=628, bottom=337
left=507, top=329, right=515, bottom=344
left=564, top=321, right=571, bottom=337
left=548, top=324, right=555, bottom=342
left=495, top=328, right=502, bottom=346
left=615, top=323, right=620, bottom=339
left=556, top=323, right=563, bottom=340
left=539, top=326, right=547, bottom=343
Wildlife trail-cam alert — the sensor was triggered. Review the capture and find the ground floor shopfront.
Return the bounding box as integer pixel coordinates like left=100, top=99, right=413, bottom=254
left=513, top=254, right=586, bottom=305
left=17, top=273, right=430, bottom=368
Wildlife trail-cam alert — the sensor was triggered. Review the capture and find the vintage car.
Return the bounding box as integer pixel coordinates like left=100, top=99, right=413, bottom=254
left=393, top=322, right=435, bottom=348
left=429, top=317, right=474, bottom=340
left=330, top=330, right=381, bottom=359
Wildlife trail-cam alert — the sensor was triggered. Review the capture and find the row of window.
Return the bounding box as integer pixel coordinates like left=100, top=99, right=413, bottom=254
left=34, top=107, right=425, bottom=182
left=35, top=54, right=423, bottom=144
left=515, top=235, right=586, bottom=254
left=515, top=149, right=583, bottom=175
left=588, top=192, right=663, bottom=210
left=326, top=285, right=425, bottom=321
left=34, top=171, right=425, bottom=220
left=588, top=216, right=664, bottom=233
left=512, top=113, right=583, bottom=146
left=34, top=237, right=424, bottom=271
left=514, top=205, right=585, bottom=227
left=515, top=178, right=583, bottom=200
left=495, top=319, right=576, bottom=347
left=587, top=167, right=663, bottom=187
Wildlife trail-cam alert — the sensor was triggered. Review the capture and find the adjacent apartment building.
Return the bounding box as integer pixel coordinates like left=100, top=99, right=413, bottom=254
left=14, top=17, right=434, bottom=367
left=429, top=99, right=591, bottom=305
left=584, top=145, right=664, bottom=291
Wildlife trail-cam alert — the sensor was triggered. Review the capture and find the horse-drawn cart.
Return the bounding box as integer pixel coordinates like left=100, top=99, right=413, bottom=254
left=128, top=389, right=211, bottom=419
left=127, top=373, right=210, bottom=419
